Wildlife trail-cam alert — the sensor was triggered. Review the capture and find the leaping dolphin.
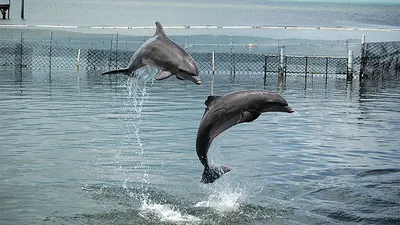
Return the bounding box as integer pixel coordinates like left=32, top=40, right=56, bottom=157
left=102, top=21, right=201, bottom=85
left=196, top=90, right=294, bottom=183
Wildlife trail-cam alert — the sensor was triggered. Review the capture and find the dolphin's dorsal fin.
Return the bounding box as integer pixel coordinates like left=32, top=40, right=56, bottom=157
left=154, top=21, right=166, bottom=37
left=201, top=96, right=219, bottom=117
left=205, top=95, right=221, bottom=108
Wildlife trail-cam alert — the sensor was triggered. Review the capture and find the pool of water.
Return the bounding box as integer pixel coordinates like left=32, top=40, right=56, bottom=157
left=1, top=69, right=399, bottom=224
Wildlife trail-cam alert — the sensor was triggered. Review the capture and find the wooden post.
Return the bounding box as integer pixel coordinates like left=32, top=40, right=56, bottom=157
left=0, top=0, right=10, bottom=19
left=347, top=50, right=354, bottom=82
left=211, top=51, right=215, bottom=95
left=359, top=35, right=366, bottom=81
left=76, top=49, right=81, bottom=71
left=279, top=46, right=285, bottom=77
left=229, top=36, right=235, bottom=80
left=21, top=0, right=25, bottom=19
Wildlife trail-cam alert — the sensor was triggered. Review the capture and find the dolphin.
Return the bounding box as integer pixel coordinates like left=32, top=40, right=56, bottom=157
left=196, top=90, right=294, bottom=183
left=101, top=21, right=201, bottom=85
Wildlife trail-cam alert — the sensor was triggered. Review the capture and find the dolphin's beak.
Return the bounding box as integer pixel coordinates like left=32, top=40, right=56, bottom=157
left=191, top=75, right=202, bottom=85
left=285, top=106, right=294, bottom=113
left=177, top=71, right=202, bottom=85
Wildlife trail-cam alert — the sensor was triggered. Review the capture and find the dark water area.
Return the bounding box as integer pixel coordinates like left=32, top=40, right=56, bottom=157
left=1, top=69, right=399, bottom=224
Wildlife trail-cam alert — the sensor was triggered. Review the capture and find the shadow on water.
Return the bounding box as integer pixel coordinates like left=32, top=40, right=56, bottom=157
left=4, top=68, right=33, bottom=95
left=309, top=169, right=400, bottom=224
left=357, top=168, right=400, bottom=177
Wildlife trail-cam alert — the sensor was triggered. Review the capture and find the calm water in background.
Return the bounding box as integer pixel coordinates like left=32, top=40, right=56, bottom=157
left=1, top=0, right=400, bottom=41
left=4, top=0, right=399, bottom=28
left=1, top=69, right=399, bottom=224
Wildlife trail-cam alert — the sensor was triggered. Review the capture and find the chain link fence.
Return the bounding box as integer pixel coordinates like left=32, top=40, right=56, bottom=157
left=0, top=28, right=398, bottom=82
left=265, top=55, right=348, bottom=76
left=361, top=41, right=400, bottom=80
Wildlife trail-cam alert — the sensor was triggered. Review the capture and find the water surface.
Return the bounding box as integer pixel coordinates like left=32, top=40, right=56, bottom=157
left=0, top=69, right=399, bottom=224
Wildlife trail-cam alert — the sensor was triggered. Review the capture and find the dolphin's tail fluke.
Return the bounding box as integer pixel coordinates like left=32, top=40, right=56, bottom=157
left=201, top=165, right=232, bottom=183
left=101, top=68, right=130, bottom=75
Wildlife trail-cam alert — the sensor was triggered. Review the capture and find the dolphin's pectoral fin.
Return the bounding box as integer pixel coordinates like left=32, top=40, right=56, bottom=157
left=201, top=165, right=232, bottom=183
left=209, top=111, right=240, bottom=140
left=238, top=111, right=261, bottom=123
left=102, top=68, right=129, bottom=75
left=154, top=71, right=173, bottom=80
left=176, top=75, right=185, bottom=80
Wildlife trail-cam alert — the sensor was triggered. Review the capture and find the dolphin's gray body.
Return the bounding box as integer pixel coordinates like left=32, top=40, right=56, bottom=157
left=196, top=90, right=294, bottom=183
left=102, top=21, right=201, bottom=85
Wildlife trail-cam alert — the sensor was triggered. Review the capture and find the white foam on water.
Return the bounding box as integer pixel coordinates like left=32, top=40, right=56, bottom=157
left=195, top=183, right=247, bottom=214
left=195, top=128, right=249, bottom=214
left=140, top=200, right=202, bottom=224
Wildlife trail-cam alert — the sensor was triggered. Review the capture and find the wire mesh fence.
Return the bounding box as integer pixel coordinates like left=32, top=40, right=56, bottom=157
left=361, top=41, right=400, bottom=80
left=265, top=55, right=348, bottom=76
left=0, top=28, right=398, bottom=82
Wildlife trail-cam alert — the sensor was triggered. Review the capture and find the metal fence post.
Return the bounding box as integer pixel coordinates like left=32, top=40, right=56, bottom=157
left=325, top=58, right=329, bottom=76
left=305, top=56, right=308, bottom=84
left=305, top=56, right=308, bottom=75
left=359, top=35, right=366, bottom=81
left=275, top=44, right=284, bottom=89
left=347, top=50, right=353, bottom=82
left=49, top=32, right=53, bottom=71
left=230, top=36, right=236, bottom=81
left=211, top=51, right=215, bottom=95
left=115, top=32, right=119, bottom=69
left=263, top=54, right=267, bottom=86
left=325, top=57, right=329, bottom=84
left=279, top=46, right=285, bottom=76
left=108, top=34, right=113, bottom=70
left=19, top=30, right=23, bottom=69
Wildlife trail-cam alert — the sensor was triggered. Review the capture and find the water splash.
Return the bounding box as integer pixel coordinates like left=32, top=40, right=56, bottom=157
left=139, top=199, right=202, bottom=224
left=106, top=70, right=154, bottom=202
left=128, top=73, right=152, bottom=198
left=120, top=70, right=203, bottom=224
left=196, top=182, right=247, bottom=214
